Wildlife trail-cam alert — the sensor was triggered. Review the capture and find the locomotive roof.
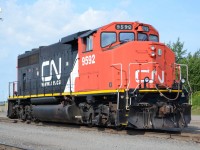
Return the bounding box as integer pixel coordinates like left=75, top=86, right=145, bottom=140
left=79, top=28, right=99, bottom=38
left=18, top=30, right=91, bottom=58
left=61, top=30, right=90, bottom=44
left=18, top=47, right=39, bottom=59
left=18, top=21, right=158, bottom=58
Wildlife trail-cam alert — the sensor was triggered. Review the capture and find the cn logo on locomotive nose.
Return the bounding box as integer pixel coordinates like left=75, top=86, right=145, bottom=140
left=135, top=70, right=164, bottom=84
left=41, top=58, right=61, bottom=87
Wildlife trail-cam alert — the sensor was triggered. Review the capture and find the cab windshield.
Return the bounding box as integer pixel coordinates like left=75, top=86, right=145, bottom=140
left=138, top=33, right=158, bottom=42
left=101, top=32, right=117, bottom=47
left=138, top=33, right=148, bottom=41
left=101, top=32, right=159, bottom=48
left=119, top=32, right=134, bottom=42
left=149, top=34, right=159, bottom=42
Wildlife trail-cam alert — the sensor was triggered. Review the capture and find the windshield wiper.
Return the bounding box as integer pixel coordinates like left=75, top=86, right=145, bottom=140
left=120, top=39, right=132, bottom=44
left=108, top=41, right=116, bottom=48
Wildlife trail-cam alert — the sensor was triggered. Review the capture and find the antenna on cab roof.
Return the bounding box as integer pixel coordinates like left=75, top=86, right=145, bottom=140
left=0, top=8, right=3, bottom=21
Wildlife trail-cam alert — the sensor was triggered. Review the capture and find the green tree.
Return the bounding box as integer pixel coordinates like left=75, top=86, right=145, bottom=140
left=167, top=38, right=187, bottom=63
left=167, top=38, right=200, bottom=92
left=187, top=50, right=200, bottom=92
left=168, top=38, right=200, bottom=113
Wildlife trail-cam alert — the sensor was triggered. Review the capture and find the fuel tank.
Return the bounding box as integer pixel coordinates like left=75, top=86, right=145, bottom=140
left=30, top=97, right=58, bottom=105
left=32, top=104, right=82, bottom=123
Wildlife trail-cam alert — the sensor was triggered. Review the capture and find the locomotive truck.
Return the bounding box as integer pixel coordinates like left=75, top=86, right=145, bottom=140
left=7, top=22, right=191, bottom=129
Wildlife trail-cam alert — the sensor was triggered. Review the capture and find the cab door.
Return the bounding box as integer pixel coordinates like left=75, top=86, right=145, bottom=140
left=76, top=33, right=99, bottom=91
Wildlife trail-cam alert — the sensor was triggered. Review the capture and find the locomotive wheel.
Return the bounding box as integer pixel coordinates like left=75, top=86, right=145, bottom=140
left=18, top=108, right=26, bottom=122
left=7, top=102, right=17, bottom=119
left=87, top=113, right=93, bottom=128
left=178, top=115, right=187, bottom=129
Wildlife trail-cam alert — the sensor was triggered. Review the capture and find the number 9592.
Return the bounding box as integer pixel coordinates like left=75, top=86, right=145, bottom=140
left=82, top=54, right=95, bottom=66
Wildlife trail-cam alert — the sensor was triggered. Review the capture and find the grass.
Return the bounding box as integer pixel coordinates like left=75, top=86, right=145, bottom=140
left=192, top=91, right=200, bottom=115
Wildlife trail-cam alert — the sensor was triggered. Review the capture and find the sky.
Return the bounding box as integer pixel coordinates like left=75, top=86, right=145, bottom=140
left=0, top=0, right=200, bottom=101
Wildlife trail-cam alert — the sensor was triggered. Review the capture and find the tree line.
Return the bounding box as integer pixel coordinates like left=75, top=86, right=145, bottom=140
left=167, top=38, right=200, bottom=92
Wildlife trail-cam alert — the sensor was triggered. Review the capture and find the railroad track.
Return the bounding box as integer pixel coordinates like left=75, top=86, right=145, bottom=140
left=0, top=117, right=200, bottom=143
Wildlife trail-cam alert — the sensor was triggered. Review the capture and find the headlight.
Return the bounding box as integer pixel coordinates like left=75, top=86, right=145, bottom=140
left=144, top=77, right=150, bottom=83
left=150, top=46, right=155, bottom=51
left=181, top=78, right=186, bottom=84
left=151, top=52, right=156, bottom=57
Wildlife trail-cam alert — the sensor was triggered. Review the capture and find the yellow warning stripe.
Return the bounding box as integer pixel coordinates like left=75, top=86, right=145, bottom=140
left=139, top=89, right=182, bottom=93
left=121, top=123, right=128, bottom=126
left=8, top=89, right=182, bottom=100
left=8, top=89, right=125, bottom=100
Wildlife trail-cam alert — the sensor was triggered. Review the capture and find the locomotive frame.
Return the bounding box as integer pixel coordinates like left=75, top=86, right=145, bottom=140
left=8, top=22, right=192, bottom=130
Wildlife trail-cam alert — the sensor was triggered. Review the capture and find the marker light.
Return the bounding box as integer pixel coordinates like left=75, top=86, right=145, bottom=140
left=158, top=49, right=162, bottom=56
left=181, top=78, right=186, bottom=84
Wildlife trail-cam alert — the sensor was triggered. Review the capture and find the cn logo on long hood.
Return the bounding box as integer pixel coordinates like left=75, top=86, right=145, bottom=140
left=41, top=58, right=61, bottom=82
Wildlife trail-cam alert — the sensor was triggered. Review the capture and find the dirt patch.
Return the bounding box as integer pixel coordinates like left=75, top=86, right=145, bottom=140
left=0, top=144, right=23, bottom=150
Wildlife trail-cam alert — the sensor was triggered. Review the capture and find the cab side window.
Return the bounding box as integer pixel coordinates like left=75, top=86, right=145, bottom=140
left=83, top=35, right=93, bottom=52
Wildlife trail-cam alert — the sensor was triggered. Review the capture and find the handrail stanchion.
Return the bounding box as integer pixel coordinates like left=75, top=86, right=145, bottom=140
left=111, top=63, right=123, bottom=110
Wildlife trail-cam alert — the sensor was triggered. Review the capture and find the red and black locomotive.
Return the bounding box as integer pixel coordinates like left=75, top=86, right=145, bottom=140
left=8, top=22, right=191, bottom=130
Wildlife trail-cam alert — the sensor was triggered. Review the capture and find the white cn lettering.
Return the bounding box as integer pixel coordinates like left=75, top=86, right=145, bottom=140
left=41, top=58, right=61, bottom=82
left=135, top=70, right=154, bottom=83
left=135, top=70, right=164, bottom=84
left=158, top=71, right=164, bottom=84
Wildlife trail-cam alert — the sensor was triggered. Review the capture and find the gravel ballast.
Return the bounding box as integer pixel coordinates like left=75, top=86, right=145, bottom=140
left=0, top=121, right=200, bottom=150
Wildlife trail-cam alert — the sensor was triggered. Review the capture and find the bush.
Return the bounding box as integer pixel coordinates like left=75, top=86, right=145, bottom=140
left=192, top=91, right=200, bottom=115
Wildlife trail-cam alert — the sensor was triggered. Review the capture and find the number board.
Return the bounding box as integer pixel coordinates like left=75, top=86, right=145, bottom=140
left=115, top=24, right=132, bottom=30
